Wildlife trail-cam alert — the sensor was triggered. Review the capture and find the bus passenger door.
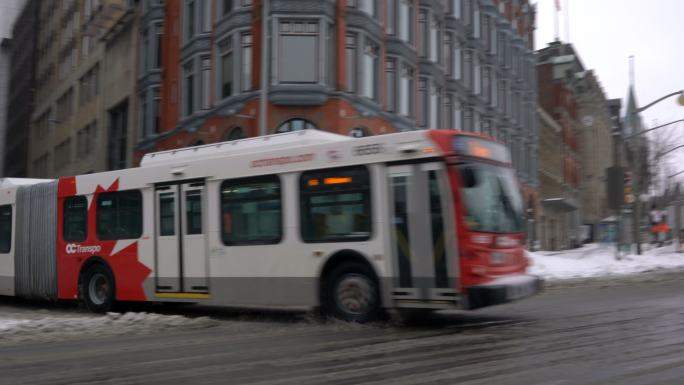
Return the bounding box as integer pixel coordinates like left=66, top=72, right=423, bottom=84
left=180, top=182, right=208, bottom=293
left=388, top=163, right=458, bottom=306
left=155, top=186, right=180, bottom=292
left=154, top=181, right=209, bottom=294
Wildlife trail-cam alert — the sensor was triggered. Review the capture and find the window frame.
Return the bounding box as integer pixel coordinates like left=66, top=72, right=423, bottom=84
left=96, top=190, right=143, bottom=241
left=0, top=205, right=12, bottom=254
left=63, top=195, right=88, bottom=242
left=219, top=174, right=283, bottom=246
left=299, top=165, right=373, bottom=243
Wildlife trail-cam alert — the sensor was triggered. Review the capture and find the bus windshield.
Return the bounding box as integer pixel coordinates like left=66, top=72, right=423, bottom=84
left=456, top=162, right=523, bottom=234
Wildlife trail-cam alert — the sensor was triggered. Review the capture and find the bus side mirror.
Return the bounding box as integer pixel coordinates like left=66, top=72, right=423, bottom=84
left=462, top=166, right=479, bottom=188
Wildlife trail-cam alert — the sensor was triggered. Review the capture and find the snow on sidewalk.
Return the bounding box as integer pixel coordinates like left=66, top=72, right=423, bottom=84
left=528, top=243, right=684, bottom=281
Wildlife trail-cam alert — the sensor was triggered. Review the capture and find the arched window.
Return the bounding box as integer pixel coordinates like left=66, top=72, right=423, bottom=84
left=275, top=118, right=317, bottom=133
left=349, top=127, right=372, bottom=138
left=223, top=127, right=245, bottom=141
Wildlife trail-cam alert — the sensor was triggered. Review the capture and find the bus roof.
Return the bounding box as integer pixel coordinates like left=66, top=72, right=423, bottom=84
left=141, top=130, right=353, bottom=167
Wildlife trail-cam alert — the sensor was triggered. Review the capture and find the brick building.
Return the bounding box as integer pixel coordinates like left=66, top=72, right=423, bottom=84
left=137, top=0, right=539, bottom=206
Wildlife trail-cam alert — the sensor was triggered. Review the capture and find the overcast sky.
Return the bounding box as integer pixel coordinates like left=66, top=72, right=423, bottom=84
left=534, top=0, right=684, bottom=187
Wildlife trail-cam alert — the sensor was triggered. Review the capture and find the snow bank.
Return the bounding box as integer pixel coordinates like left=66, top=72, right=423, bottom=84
left=528, top=243, right=684, bottom=281
left=0, top=311, right=217, bottom=344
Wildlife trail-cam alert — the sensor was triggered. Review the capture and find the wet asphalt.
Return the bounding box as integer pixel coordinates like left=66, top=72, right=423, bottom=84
left=1, top=270, right=684, bottom=385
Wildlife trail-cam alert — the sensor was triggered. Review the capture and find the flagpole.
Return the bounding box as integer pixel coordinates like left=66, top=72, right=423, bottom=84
left=554, top=0, right=560, bottom=41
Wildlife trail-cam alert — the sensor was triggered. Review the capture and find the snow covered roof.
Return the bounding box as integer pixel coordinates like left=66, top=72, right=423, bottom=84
left=141, top=129, right=352, bottom=167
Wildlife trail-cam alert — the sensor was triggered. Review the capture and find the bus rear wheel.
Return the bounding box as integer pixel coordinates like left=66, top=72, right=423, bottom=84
left=81, top=264, right=116, bottom=313
left=323, top=263, right=380, bottom=323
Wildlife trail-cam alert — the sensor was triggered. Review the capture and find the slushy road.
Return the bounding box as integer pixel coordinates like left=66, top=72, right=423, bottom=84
left=2, top=271, right=684, bottom=385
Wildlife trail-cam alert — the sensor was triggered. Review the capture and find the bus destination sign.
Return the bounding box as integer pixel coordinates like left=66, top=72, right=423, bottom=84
left=452, top=136, right=511, bottom=164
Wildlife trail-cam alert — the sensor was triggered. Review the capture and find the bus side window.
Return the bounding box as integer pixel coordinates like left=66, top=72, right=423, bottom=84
left=0, top=205, right=11, bottom=253
left=300, top=166, right=371, bottom=243
left=96, top=190, right=143, bottom=240
left=220, top=175, right=282, bottom=245
left=64, top=196, right=88, bottom=242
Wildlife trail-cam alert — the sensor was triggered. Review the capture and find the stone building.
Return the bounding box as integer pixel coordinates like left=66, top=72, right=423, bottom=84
left=575, top=69, right=614, bottom=241
left=28, top=0, right=135, bottom=178
left=1, top=0, right=29, bottom=176
left=136, top=0, right=539, bottom=206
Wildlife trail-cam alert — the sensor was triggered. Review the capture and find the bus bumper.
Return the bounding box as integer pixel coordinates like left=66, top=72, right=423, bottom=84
left=466, top=275, right=543, bottom=310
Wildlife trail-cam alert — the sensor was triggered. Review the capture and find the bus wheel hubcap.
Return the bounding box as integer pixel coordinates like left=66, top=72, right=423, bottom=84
left=89, top=273, right=109, bottom=306
left=336, top=275, right=373, bottom=315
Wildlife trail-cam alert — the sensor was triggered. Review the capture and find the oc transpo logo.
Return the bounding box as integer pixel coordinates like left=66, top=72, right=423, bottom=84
left=65, top=243, right=102, bottom=255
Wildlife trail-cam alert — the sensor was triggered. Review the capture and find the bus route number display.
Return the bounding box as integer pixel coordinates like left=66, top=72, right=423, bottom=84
left=452, top=136, right=511, bottom=164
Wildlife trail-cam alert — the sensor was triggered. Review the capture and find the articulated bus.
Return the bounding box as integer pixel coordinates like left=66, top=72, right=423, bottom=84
left=0, top=129, right=540, bottom=321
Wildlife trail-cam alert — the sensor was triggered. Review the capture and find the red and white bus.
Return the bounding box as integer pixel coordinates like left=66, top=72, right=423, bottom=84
left=0, top=129, right=540, bottom=321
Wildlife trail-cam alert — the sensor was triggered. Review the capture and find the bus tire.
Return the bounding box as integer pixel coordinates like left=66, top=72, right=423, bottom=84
left=323, top=262, right=380, bottom=323
left=81, top=263, right=116, bottom=313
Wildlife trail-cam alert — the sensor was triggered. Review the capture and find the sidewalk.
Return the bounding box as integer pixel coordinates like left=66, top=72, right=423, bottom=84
left=528, top=243, right=684, bottom=281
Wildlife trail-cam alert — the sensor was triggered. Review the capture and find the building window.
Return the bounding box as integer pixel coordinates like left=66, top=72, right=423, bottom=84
left=224, top=127, right=244, bottom=141
left=386, top=58, right=396, bottom=112
left=418, top=9, right=427, bottom=57
left=241, top=33, right=252, bottom=91
left=278, top=21, right=318, bottom=84
left=97, top=190, right=143, bottom=240
left=345, top=34, right=356, bottom=93
left=398, top=0, right=413, bottom=44
left=429, top=82, right=441, bottom=128
left=350, top=127, right=372, bottom=137
left=444, top=32, right=452, bottom=76
left=141, top=28, right=149, bottom=71
left=300, top=166, right=371, bottom=242
left=0, top=205, right=11, bottom=254
left=222, top=0, right=233, bottom=16
left=201, top=0, right=211, bottom=32
left=348, top=0, right=376, bottom=18
left=185, top=0, right=196, bottom=41
left=155, top=23, right=164, bottom=69
left=153, top=88, right=161, bottom=133
left=54, top=138, right=72, bottom=171
left=140, top=94, right=148, bottom=138
left=201, top=56, right=211, bottom=109
left=399, top=63, right=413, bottom=117
left=451, top=0, right=461, bottom=19
left=220, top=176, right=282, bottom=245
left=275, top=118, right=317, bottom=133
left=219, top=36, right=234, bottom=99
left=108, top=102, right=128, bottom=170
left=77, top=121, right=97, bottom=158
left=473, top=55, right=481, bottom=94
left=387, top=0, right=395, bottom=34
left=361, top=38, right=379, bottom=100
left=418, top=78, right=427, bottom=127
left=63, top=196, right=87, bottom=242
left=184, top=61, right=195, bottom=116
left=429, top=15, right=439, bottom=63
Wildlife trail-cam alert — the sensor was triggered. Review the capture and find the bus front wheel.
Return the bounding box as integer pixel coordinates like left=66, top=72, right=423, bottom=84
left=81, top=264, right=116, bottom=313
left=323, top=263, right=381, bottom=323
